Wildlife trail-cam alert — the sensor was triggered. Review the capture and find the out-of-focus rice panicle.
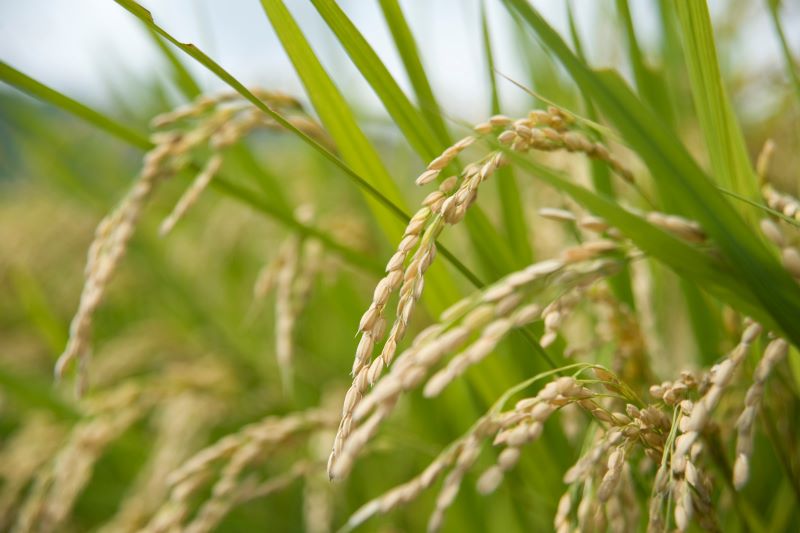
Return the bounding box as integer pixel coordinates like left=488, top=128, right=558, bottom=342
left=145, top=404, right=337, bottom=533
left=0, top=416, right=66, bottom=531
left=733, top=337, right=788, bottom=490
left=55, top=89, right=330, bottom=395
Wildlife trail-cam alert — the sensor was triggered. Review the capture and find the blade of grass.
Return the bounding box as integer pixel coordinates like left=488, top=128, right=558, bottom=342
left=0, top=61, right=151, bottom=150
left=377, top=0, right=451, bottom=146
left=502, top=0, right=800, bottom=345
left=259, top=0, right=459, bottom=310
left=674, top=0, right=759, bottom=202
left=565, top=1, right=610, bottom=194
left=143, top=20, right=296, bottom=217
left=566, top=2, right=635, bottom=309
left=481, top=1, right=501, bottom=116
left=505, top=149, right=775, bottom=330
left=0, top=62, right=386, bottom=279
left=310, top=0, right=522, bottom=281
left=655, top=0, right=689, bottom=118
left=766, top=0, right=800, bottom=108
left=615, top=0, right=674, bottom=125
left=113, top=0, right=414, bottom=233
left=480, top=0, right=533, bottom=267
left=309, top=0, right=441, bottom=162
left=720, top=187, right=800, bottom=227
left=258, top=0, right=407, bottom=241
left=143, top=26, right=202, bottom=100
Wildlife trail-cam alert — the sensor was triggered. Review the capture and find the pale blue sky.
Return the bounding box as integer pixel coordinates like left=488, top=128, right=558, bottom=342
left=0, top=1, right=796, bottom=123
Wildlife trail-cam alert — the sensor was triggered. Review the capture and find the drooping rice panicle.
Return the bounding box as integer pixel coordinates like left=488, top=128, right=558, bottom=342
left=55, top=133, right=184, bottom=394
left=0, top=417, right=66, bottom=531
left=145, top=406, right=336, bottom=533
left=55, top=90, right=327, bottom=394
left=329, top=174, right=489, bottom=477
left=343, top=367, right=665, bottom=532
left=733, top=337, right=789, bottom=490
left=331, top=251, right=629, bottom=480
left=762, top=183, right=800, bottom=222
left=159, top=154, right=224, bottom=236
left=274, top=235, right=301, bottom=394
left=15, top=384, right=154, bottom=532
left=14, top=358, right=234, bottom=533
left=330, top=104, right=640, bottom=478
left=98, top=393, right=221, bottom=533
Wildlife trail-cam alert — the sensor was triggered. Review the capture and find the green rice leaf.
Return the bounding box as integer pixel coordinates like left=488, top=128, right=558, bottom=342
left=566, top=2, right=636, bottom=309
left=0, top=61, right=151, bottom=150
left=377, top=0, right=451, bottom=145
left=481, top=2, right=501, bottom=115
left=0, top=63, right=389, bottom=280
left=311, top=0, right=521, bottom=280
left=502, top=0, right=800, bottom=345
left=481, top=1, right=533, bottom=266
left=114, top=0, right=412, bottom=237
left=565, top=4, right=612, bottom=200
left=654, top=0, right=688, bottom=117
left=259, top=0, right=459, bottom=309
left=309, top=0, right=441, bottom=162
left=674, top=0, right=759, bottom=201
left=766, top=0, right=800, bottom=108
left=615, top=0, right=674, bottom=125
left=143, top=26, right=202, bottom=100
left=259, top=0, right=409, bottom=244
left=506, top=151, right=772, bottom=329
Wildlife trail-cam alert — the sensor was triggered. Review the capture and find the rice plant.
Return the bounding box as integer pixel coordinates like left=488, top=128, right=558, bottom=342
left=1, top=0, right=800, bottom=531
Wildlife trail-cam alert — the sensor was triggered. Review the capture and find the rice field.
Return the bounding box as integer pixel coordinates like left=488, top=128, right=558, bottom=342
left=1, top=0, right=799, bottom=531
